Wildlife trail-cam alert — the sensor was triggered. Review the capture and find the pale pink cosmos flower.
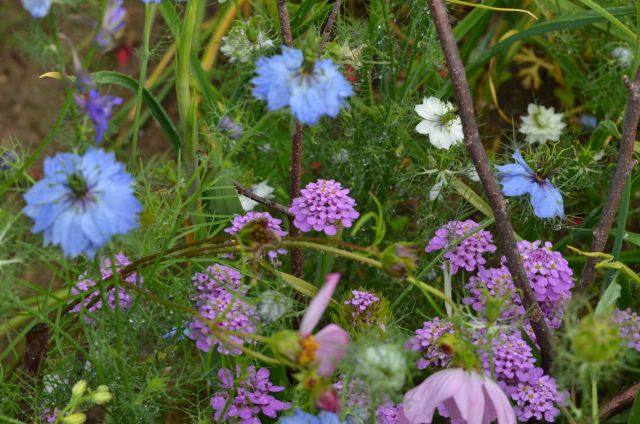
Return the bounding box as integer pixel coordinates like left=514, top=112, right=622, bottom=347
left=298, top=273, right=350, bottom=377
left=403, top=368, right=515, bottom=424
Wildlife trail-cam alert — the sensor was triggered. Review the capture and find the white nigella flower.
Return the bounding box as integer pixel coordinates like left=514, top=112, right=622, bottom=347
left=415, top=97, right=464, bottom=150
left=612, top=46, right=632, bottom=68
left=220, top=25, right=274, bottom=64
left=356, top=344, right=406, bottom=391
left=239, top=181, right=275, bottom=211
left=519, top=104, right=566, bottom=145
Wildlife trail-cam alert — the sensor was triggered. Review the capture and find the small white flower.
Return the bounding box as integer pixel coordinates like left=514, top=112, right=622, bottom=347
left=221, top=25, right=274, bottom=64
left=415, top=97, right=464, bottom=150
left=239, top=181, right=275, bottom=211
left=519, top=103, right=566, bottom=145
left=612, top=46, right=632, bottom=68
left=332, top=148, right=349, bottom=164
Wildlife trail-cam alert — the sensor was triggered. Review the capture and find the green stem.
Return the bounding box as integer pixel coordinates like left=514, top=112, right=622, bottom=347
left=131, top=3, right=155, bottom=162
left=280, top=241, right=381, bottom=268
left=592, top=369, right=599, bottom=424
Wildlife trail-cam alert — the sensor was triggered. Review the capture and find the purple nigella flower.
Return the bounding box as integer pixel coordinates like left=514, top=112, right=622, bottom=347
left=69, top=253, right=142, bottom=316
left=22, top=149, right=141, bottom=258
left=463, top=266, right=525, bottom=321
left=611, top=308, right=640, bottom=352
left=344, top=290, right=380, bottom=324
left=74, top=90, right=124, bottom=143
left=251, top=46, right=354, bottom=125
left=95, top=0, right=126, bottom=51
left=496, top=150, right=563, bottom=219
left=192, top=263, right=244, bottom=301
left=407, top=317, right=454, bottom=370
left=509, top=368, right=564, bottom=423
left=224, top=211, right=287, bottom=262
left=188, top=290, right=257, bottom=356
left=290, top=179, right=360, bottom=236
left=21, top=0, right=51, bottom=18
left=425, top=219, right=497, bottom=274
left=210, top=365, right=290, bottom=422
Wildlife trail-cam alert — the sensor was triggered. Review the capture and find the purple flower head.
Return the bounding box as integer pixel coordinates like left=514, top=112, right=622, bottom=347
left=188, top=290, right=257, bottom=356
left=611, top=308, right=640, bottom=352
left=225, top=211, right=287, bottom=262
left=478, top=331, right=536, bottom=387
left=40, top=408, right=59, bottom=423
left=69, top=253, right=142, bottom=317
left=95, top=0, right=126, bottom=51
left=376, top=402, right=402, bottom=424
left=192, top=263, right=244, bottom=301
left=464, top=266, right=525, bottom=321
left=251, top=46, right=354, bottom=125
left=210, top=365, right=290, bottom=422
left=407, top=317, right=454, bottom=370
left=22, top=149, right=141, bottom=258
left=509, top=368, right=564, bottom=423
left=425, top=219, right=497, bottom=274
left=21, top=0, right=50, bottom=18
left=403, top=368, right=516, bottom=424
left=290, top=179, right=360, bottom=236
left=219, top=115, right=244, bottom=140
left=344, top=290, right=380, bottom=324
left=496, top=150, right=563, bottom=219
left=74, top=90, right=124, bottom=143
left=280, top=409, right=346, bottom=424
left=0, top=151, right=17, bottom=172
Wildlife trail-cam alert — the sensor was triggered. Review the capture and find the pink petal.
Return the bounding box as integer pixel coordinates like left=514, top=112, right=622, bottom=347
left=299, top=273, right=341, bottom=336
left=450, top=371, right=485, bottom=424
left=313, top=324, right=349, bottom=377
left=403, top=368, right=464, bottom=423
left=481, top=379, right=516, bottom=424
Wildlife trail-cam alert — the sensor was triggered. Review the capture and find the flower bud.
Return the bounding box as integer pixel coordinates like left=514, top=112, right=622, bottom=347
left=381, top=243, right=418, bottom=278
left=61, top=413, right=87, bottom=424
left=356, top=344, right=406, bottom=391
left=572, top=314, right=621, bottom=363
left=91, top=386, right=112, bottom=405
left=270, top=330, right=302, bottom=362
left=315, top=386, right=341, bottom=413
left=71, top=380, right=87, bottom=399
left=257, top=290, right=289, bottom=323
left=237, top=218, right=281, bottom=250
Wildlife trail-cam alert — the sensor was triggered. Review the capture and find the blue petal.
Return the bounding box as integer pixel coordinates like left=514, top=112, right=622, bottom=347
left=21, top=0, right=51, bottom=18
left=500, top=175, right=535, bottom=196
left=529, top=180, right=564, bottom=219
left=511, top=150, right=534, bottom=174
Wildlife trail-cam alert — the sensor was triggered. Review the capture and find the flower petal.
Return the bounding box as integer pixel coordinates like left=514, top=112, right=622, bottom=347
left=314, top=324, right=349, bottom=377
left=299, top=273, right=341, bottom=336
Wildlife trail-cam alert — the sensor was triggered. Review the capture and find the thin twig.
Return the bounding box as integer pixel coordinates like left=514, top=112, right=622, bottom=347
left=233, top=180, right=291, bottom=215
left=426, top=0, right=554, bottom=372
left=578, top=71, right=640, bottom=292
left=599, top=381, right=640, bottom=422
left=276, top=0, right=294, bottom=47
left=318, top=0, right=342, bottom=57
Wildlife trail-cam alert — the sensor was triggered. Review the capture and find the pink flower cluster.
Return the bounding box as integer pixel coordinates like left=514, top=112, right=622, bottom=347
left=406, top=317, right=454, bottom=369
left=344, top=290, right=380, bottom=324
left=210, top=366, right=290, bottom=423
left=224, top=211, right=287, bottom=262
left=464, top=265, right=525, bottom=320
left=188, top=264, right=258, bottom=356
left=509, top=368, right=565, bottom=423
left=69, top=253, right=142, bottom=316
left=425, top=219, right=496, bottom=274
left=289, top=179, right=360, bottom=236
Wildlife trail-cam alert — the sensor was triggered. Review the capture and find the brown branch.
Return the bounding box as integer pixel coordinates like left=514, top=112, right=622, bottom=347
left=578, top=72, right=640, bottom=292
left=426, top=0, right=554, bottom=372
left=277, top=0, right=294, bottom=47
left=233, top=180, right=291, bottom=216
left=599, top=382, right=640, bottom=422
left=318, top=0, right=342, bottom=57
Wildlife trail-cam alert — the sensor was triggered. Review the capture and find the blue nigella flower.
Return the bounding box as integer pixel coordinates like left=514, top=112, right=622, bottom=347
left=496, top=151, right=564, bottom=219
left=21, top=0, right=51, bottom=18
left=95, top=0, right=126, bottom=51
left=74, top=90, right=123, bottom=143
left=279, top=409, right=345, bottom=424
left=23, top=149, right=142, bottom=258
left=251, top=47, right=354, bottom=125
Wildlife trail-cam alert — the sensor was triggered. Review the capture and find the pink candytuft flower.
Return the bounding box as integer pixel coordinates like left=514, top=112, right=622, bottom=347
left=403, top=368, right=516, bottom=424
left=425, top=220, right=496, bottom=274
left=298, top=273, right=350, bottom=377
left=225, top=211, right=288, bottom=262
left=407, top=317, right=455, bottom=370
left=289, top=179, right=360, bottom=236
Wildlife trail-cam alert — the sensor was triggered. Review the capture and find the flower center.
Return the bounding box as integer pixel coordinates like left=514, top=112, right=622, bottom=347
left=298, top=335, right=319, bottom=366
left=67, top=173, right=90, bottom=199
left=438, top=110, right=458, bottom=128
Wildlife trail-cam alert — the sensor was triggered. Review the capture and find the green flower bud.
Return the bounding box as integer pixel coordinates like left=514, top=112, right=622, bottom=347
left=71, top=380, right=87, bottom=399
left=91, top=386, right=112, bottom=405
left=572, top=314, right=621, bottom=363
left=61, top=413, right=87, bottom=424
left=381, top=243, right=418, bottom=278
left=271, top=330, right=302, bottom=362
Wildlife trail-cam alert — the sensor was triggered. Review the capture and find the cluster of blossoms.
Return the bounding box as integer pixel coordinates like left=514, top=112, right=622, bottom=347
left=425, top=219, right=496, bottom=274
left=343, top=290, right=380, bottom=325
left=477, top=331, right=536, bottom=387
left=224, top=211, right=287, bottom=262
left=69, top=253, right=142, bottom=316
left=188, top=264, right=258, bottom=356
left=210, top=366, right=290, bottom=422
left=510, top=368, right=565, bottom=422
left=612, top=308, right=640, bottom=352
left=334, top=377, right=402, bottom=424
left=406, top=317, right=454, bottom=369
left=464, top=265, right=525, bottom=320
left=252, top=47, right=354, bottom=125
left=290, top=179, right=360, bottom=236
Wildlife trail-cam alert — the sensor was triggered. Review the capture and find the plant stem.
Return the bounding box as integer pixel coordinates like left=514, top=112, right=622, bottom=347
left=426, top=0, right=554, bottom=373
left=443, top=263, right=452, bottom=317
left=592, top=370, right=599, bottom=424
left=131, top=3, right=155, bottom=163
left=233, top=180, right=291, bottom=215
left=318, top=0, right=342, bottom=57
left=599, top=381, right=640, bottom=421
